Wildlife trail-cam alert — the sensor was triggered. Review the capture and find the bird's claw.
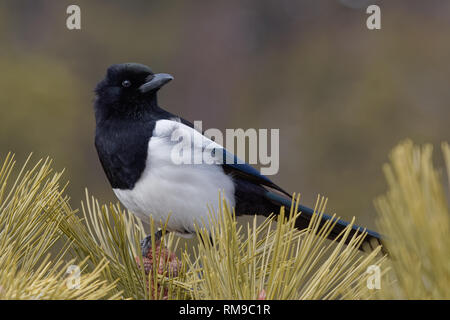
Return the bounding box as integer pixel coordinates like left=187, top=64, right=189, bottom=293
left=136, top=229, right=181, bottom=284
left=140, top=229, right=163, bottom=257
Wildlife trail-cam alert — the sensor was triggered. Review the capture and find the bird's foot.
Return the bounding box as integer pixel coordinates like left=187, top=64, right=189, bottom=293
left=136, top=230, right=181, bottom=277
left=140, top=230, right=163, bottom=257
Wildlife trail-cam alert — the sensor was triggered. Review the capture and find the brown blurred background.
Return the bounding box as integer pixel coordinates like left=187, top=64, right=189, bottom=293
left=1, top=0, right=449, bottom=231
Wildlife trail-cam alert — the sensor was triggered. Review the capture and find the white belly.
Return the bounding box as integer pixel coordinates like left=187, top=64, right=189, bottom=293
left=113, top=121, right=235, bottom=236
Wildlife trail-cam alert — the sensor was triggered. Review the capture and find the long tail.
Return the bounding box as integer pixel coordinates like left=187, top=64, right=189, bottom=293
left=265, top=192, right=383, bottom=252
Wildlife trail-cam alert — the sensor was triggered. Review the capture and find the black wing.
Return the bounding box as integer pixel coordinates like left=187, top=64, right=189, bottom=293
left=178, top=117, right=291, bottom=197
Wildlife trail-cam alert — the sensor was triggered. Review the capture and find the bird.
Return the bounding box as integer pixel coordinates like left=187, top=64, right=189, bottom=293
left=93, top=62, right=382, bottom=255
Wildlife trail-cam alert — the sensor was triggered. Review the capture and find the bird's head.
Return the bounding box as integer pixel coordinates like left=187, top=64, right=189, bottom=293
left=94, top=63, right=173, bottom=119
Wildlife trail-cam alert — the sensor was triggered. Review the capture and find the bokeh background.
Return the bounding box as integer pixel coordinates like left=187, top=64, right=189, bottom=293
left=1, top=0, right=449, bottom=231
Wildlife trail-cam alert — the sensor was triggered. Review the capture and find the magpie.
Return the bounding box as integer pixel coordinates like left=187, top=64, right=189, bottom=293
left=94, top=63, right=382, bottom=254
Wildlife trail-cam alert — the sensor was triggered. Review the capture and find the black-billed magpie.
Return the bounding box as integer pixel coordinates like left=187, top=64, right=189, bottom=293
left=94, top=63, right=382, bottom=254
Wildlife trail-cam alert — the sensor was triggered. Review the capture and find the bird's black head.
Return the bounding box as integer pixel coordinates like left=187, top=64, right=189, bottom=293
left=94, top=63, right=173, bottom=120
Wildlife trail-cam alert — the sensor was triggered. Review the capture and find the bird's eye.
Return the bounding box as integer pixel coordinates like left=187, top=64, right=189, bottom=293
left=122, top=80, right=131, bottom=88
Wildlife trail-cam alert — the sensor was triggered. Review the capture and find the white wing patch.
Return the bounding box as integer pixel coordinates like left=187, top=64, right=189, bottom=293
left=113, top=120, right=235, bottom=236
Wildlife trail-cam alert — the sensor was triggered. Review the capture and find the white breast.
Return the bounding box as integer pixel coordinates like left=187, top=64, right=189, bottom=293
left=113, top=119, right=235, bottom=236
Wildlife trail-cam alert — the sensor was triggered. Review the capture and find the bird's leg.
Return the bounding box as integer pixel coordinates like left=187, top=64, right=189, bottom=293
left=140, top=229, right=163, bottom=257
left=136, top=229, right=181, bottom=288
left=136, top=229, right=182, bottom=299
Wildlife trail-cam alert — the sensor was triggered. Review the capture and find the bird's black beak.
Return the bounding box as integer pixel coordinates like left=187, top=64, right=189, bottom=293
left=139, top=73, right=174, bottom=93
